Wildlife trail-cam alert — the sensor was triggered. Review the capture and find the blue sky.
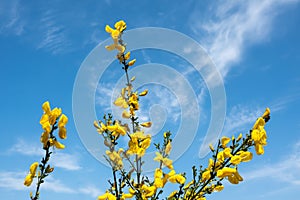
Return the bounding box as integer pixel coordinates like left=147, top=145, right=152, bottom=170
left=1, top=0, right=300, bottom=199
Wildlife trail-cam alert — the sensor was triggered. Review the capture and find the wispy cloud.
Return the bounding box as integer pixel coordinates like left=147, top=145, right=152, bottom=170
left=190, top=0, right=299, bottom=78
left=270, top=94, right=300, bottom=112
left=9, top=139, right=43, bottom=156
left=243, top=140, right=300, bottom=185
left=0, top=171, right=27, bottom=191
left=51, top=152, right=81, bottom=171
left=96, top=82, right=115, bottom=110
left=0, top=170, right=102, bottom=198
left=222, top=104, right=262, bottom=136
left=36, top=9, right=70, bottom=54
left=0, top=0, right=25, bottom=36
left=9, top=139, right=81, bottom=171
left=0, top=171, right=76, bottom=193
left=43, top=176, right=76, bottom=193
left=79, top=185, right=103, bottom=198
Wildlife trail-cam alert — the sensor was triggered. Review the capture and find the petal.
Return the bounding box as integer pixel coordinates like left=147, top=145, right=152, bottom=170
left=105, top=25, right=114, bottom=33
left=128, top=59, right=136, bottom=66
left=42, top=101, right=51, bottom=114
left=105, top=44, right=116, bottom=51
left=59, top=126, right=67, bottom=139
left=53, top=140, right=65, bottom=149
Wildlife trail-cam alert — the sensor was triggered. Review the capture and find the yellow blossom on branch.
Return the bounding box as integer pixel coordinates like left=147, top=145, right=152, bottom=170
left=92, top=20, right=272, bottom=200
left=24, top=162, right=38, bottom=187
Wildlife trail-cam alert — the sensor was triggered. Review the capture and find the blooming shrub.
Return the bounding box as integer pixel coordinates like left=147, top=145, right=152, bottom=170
left=24, top=20, right=270, bottom=200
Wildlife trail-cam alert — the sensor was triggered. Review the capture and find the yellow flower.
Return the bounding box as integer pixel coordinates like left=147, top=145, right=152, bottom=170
left=262, top=107, right=270, bottom=119
left=165, top=140, right=172, bottom=155
left=130, top=76, right=136, bottom=82
left=40, top=131, right=49, bottom=146
left=167, top=190, right=178, bottom=199
left=114, top=96, right=128, bottom=108
left=40, top=113, right=49, bottom=126
left=237, top=151, right=253, bottom=162
left=141, top=184, right=156, bottom=197
left=128, top=92, right=139, bottom=111
left=105, top=25, right=120, bottom=40
left=42, top=101, right=51, bottom=115
left=49, top=107, right=62, bottom=125
left=251, top=118, right=267, bottom=155
left=183, top=180, right=194, bottom=190
left=104, top=20, right=126, bottom=54
left=223, top=147, right=232, bottom=157
left=122, top=193, right=134, bottom=199
left=153, top=168, right=167, bottom=188
left=41, top=120, right=51, bottom=134
left=94, top=121, right=107, bottom=134
left=52, top=139, right=65, bottom=149
left=252, top=117, right=265, bottom=130
left=216, top=167, right=236, bottom=178
left=207, top=158, right=214, bottom=170
left=201, top=170, right=211, bottom=182
left=24, top=174, right=34, bottom=187
left=24, top=162, right=39, bottom=186
left=58, top=114, right=68, bottom=127
left=58, top=114, right=68, bottom=139
left=139, top=89, right=148, bottom=96
left=214, top=185, right=224, bottom=192
left=217, top=167, right=243, bottom=184
left=98, top=191, right=117, bottom=200
left=29, top=162, right=39, bottom=176
left=128, top=59, right=136, bottom=66
left=154, top=152, right=173, bottom=169
left=230, top=155, right=242, bottom=165
left=221, top=136, right=230, bottom=148
left=105, top=43, right=125, bottom=53
left=236, top=133, right=243, bottom=141
left=105, top=25, right=114, bottom=34
left=58, top=127, right=67, bottom=140
left=209, top=144, right=214, bottom=151
left=122, top=110, right=131, bottom=119
left=127, top=132, right=151, bottom=157
left=167, top=170, right=186, bottom=184
left=114, top=20, right=127, bottom=32
left=107, top=121, right=126, bottom=137
left=140, top=122, right=152, bottom=128
left=106, top=149, right=123, bottom=170
left=217, top=148, right=231, bottom=162
left=124, top=51, right=130, bottom=60
left=228, top=170, right=243, bottom=184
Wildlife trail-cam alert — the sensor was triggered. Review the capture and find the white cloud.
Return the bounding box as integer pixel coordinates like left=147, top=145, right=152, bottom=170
left=222, top=104, right=262, bottom=136
left=95, top=82, right=115, bottom=109
left=0, top=0, right=25, bottom=36
left=0, top=171, right=102, bottom=197
left=9, top=139, right=43, bottom=156
left=36, top=9, right=70, bottom=54
left=191, top=0, right=299, bottom=78
left=243, top=140, right=300, bottom=185
left=9, top=139, right=81, bottom=171
left=0, top=171, right=76, bottom=193
left=51, top=152, right=81, bottom=171
left=42, top=176, right=76, bottom=193
left=79, top=185, right=103, bottom=198
left=270, top=94, right=300, bottom=112
left=0, top=171, right=27, bottom=191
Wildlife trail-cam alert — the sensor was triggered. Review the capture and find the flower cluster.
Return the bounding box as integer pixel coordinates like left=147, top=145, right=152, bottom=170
left=24, top=101, right=68, bottom=200
left=179, top=108, right=271, bottom=200
left=94, top=20, right=271, bottom=200
left=23, top=20, right=271, bottom=200
left=40, top=101, right=68, bottom=149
